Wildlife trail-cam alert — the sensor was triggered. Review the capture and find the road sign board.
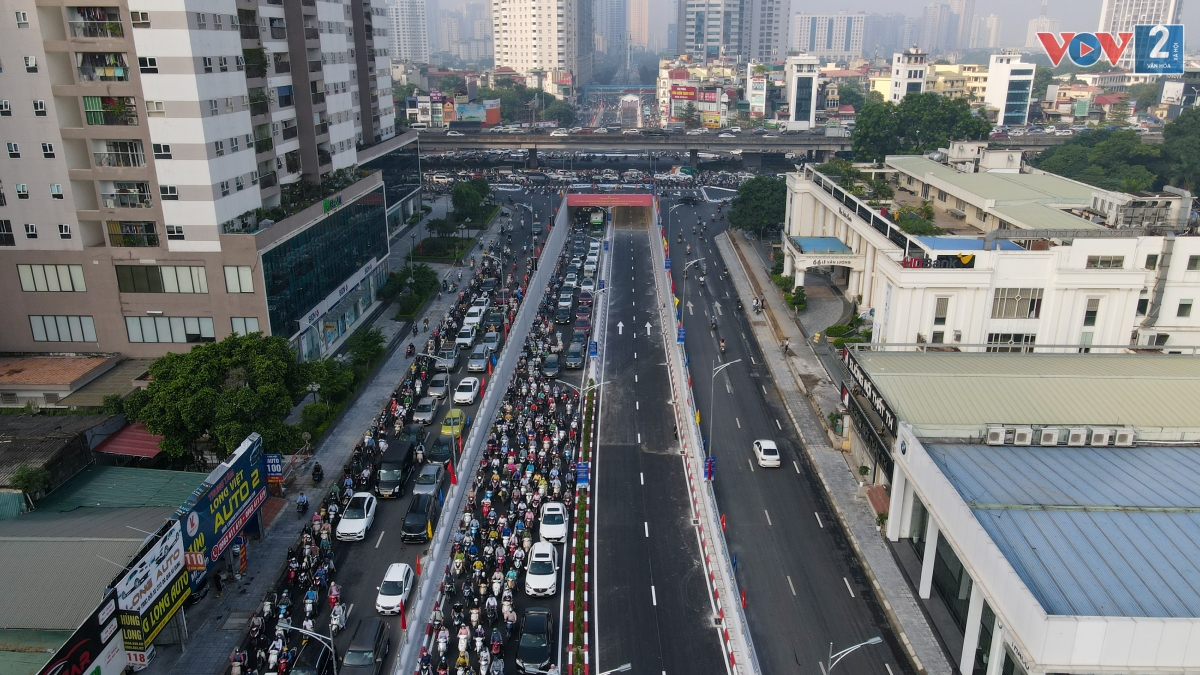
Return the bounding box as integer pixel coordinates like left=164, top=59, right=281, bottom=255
left=665, top=257, right=671, bottom=270
left=589, top=341, right=598, bottom=358
left=576, top=462, right=591, bottom=486
left=677, top=327, right=686, bottom=343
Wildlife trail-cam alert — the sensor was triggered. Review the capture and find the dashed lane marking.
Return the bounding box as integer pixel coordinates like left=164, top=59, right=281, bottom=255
left=787, top=576, right=796, bottom=596
left=764, top=510, right=772, bottom=525
left=815, top=512, right=823, bottom=528
left=844, top=578, right=855, bottom=598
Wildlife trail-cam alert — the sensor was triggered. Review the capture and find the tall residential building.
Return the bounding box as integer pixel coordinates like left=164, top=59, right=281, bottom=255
left=919, top=3, right=953, bottom=53
left=493, top=0, right=591, bottom=82
left=984, top=50, right=1035, bottom=126
left=948, top=0, right=973, bottom=48
left=0, top=1, right=418, bottom=362
left=890, top=46, right=927, bottom=102
left=784, top=53, right=819, bottom=130
left=970, top=14, right=1001, bottom=49
left=791, top=12, right=865, bottom=63
left=1098, top=0, right=1182, bottom=69
left=390, top=0, right=430, bottom=63
left=593, top=0, right=626, bottom=55
left=748, top=0, right=789, bottom=61
left=440, top=15, right=461, bottom=48
left=1025, top=15, right=1060, bottom=49
left=629, top=0, right=649, bottom=48
left=677, top=0, right=745, bottom=60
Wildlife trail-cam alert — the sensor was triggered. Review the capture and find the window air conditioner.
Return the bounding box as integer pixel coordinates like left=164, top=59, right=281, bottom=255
left=1113, top=428, right=1135, bottom=447
left=1090, top=428, right=1112, bottom=446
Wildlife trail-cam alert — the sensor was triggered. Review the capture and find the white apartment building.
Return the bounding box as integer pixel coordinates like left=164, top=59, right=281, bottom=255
left=890, top=46, right=927, bottom=103
left=782, top=158, right=1200, bottom=351
left=791, top=12, right=865, bottom=63
left=747, top=0, right=788, bottom=61
left=628, top=0, right=649, bottom=49
left=1098, top=0, right=1183, bottom=69
left=983, top=51, right=1035, bottom=127
left=677, top=0, right=745, bottom=61
left=390, top=0, right=430, bottom=63
left=493, top=0, right=591, bottom=83
left=784, top=53, right=819, bottom=130
left=968, top=14, right=1000, bottom=49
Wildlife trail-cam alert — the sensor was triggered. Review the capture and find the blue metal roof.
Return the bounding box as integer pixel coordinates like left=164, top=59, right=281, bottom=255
left=791, top=237, right=852, bottom=254
left=925, top=444, right=1200, bottom=618
left=914, top=236, right=1024, bottom=251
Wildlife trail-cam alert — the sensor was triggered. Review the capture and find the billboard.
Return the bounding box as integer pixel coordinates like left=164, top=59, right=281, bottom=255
left=456, top=104, right=487, bottom=122
left=1162, top=80, right=1185, bottom=105
left=670, top=85, right=697, bottom=101
left=115, top=521, right=189, bottom=656
left=698, top=90, right=718, bottom=103
left=483, top=99, right=501, bottom=109
left=36, top=589, right=126, bottom=675
left=429, top=89, right=444, bottom=103
left=701, top=112, right=721, bottom=128
left=175, top=433, right=268, bottom=591
left=1036, top=25, right=1183, bottom=74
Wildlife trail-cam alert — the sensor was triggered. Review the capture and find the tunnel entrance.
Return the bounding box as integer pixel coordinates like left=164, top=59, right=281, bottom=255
left=566, top=193, right=653, bottom=230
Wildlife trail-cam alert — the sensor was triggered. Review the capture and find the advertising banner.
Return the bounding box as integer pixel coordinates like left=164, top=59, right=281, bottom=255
left=483, top=98, right=501, bottom=109
left=36, top=590, right=126, bottom=675
left=429, top=89, right=444, bottom=103
left=265, top=453, right=283, bottom=484
left=698, top=91, right=718, bottom=103
left=175, top=433, right=268, bottom=590
left=670, top=85, right=697, bottom=101
left=456, top=104, right=487, bottom=122
left=116, top=521, right=189, bottom=655
left=1162, top=80, right=1185, bottom=105
left=701, top=111, right=721, bottom=128
left=1037, top=25, right=1184, bottom=74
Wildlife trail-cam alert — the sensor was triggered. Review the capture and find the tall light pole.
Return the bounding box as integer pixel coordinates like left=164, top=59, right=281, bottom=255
left=667, top=203, right=685, bottom=245
left=708, top=359, right=741, bottom=457
left=274, top=623, right=340, bottom=675
left=597, top=664, right=632, bottom=675
left=827, top=636, right=883, bottom=672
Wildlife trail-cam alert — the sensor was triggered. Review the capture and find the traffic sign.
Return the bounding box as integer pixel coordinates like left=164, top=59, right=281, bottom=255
left=589, top=341, right=598, bottom=358
left=677, top=327, right=686, bottom=343
left=598, top=279, right=605, bottom=290
left=576, top=462, right=591, bottom=486
left=604, top=240, right=610, bottom=251
left=665, top=257, right=671, bottom=271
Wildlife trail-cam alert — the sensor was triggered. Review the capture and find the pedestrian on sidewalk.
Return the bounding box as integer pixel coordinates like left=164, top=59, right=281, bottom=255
left=211, top=564, right=225, bottom=597
left=782, top=338, right=790, bottom=355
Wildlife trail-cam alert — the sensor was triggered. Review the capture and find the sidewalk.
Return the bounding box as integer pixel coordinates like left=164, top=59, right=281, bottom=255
left=147, top=223, right=498, bottom=675
left=716, top=231, right=953, bottom=675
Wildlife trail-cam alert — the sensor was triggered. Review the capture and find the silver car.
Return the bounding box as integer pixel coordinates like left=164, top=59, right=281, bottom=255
left=427, top=373, right=450, bottom=400
left=412, top=463, right=446, bottom=496
left=467, top=344, right=489, bottom=372
left=482, top=331, right=501, bottom=354
left=412, top=397, right=438, bottom=425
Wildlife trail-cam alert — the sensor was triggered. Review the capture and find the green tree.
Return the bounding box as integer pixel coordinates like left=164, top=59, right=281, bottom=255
left=1107, top=97, right=1132, bottom=125
left=392, top=82, right=421, bottom=100
left=345, top=327, right=385, bottom=368
left=438, top=74, right=466, bottom=93
left=543, top=99, right=576, bottom=126
left=678, top=102, right=700, bottom=129
left=1031, top=66, right=1056, bottom=102
left=1032, top=129, right=1161, bottom=192
left=852, top=101, right=901, bottom=161
left=1126, top=82, right=1162, bottom=112
left=11, top=464, right=51, bottom=498
left=123, top=333, right=306, bottom=460
left=1162, top=108, right=1200, bottom=191
left=451, top=182, right=484, bottom=221
left=427, top=217, right=458, bottom=238
left=728, top=176, right=787, bottom=238
left=838, top=81, right=866, bottom=112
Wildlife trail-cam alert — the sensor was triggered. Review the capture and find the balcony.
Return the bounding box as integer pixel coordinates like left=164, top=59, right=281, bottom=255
left=314, top=123, right=328, bottom=137
left=285, top=153, right=301, bottom=174
left=246, top=64, right=266, bottom=79
left=77, top=63, right=130, bottom=82
left=308, top=60, right=323, bottom=73
left=282, top=126, right=298, bottom=140
left=301, top=0, right=315, bottom=6
left=318, top=151, right=332, bottom=166
left=250, top=100, right=271, bottom=117
left=106, top=221, right=159, bottom=247
left=240, top=24, right=260, bottom=39
left=311, top=91, right=326, bottom=105
left=270, top=26, right=287, bottom=40
left=84, top=97, right=138, bottom=126
left=260, top=171, right=278, bottom=189
left=304, top=27, right=319, bottom=40
left=102, top=191, right=152, bottom=208
left=93, top=151, right=145, bottom=167
left=254, top=137, right=274, bottom=154
left=273, top=60, right=291, bottom=73
left=69, top=20, right=124, bottom=38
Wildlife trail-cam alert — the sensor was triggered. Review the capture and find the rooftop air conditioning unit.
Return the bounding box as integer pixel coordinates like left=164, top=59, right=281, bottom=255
left=1013, top=427, right=1033, bottom=446
left=986, top=427, right=1006, bottom=445
left=1090, top=428, right=1112, bottom=446
left=1039, top=428, right=1060, bottom=446
left=1067, top=428, right=1088, bottom=446
left=1113, top=428, right=1136, bottom=447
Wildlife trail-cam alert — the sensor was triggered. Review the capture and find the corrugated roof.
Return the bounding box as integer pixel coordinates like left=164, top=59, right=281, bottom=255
left=0, top=356, right=111, bottom=387
left=852, top=352, right=1200, bottom=431
left=886, top=155, right=1096, bottom=205
left=990, top=202, right=1102, bottom=230
left=92, top=422, right=163, bottom=459
left=926, top=443, right=1200, bottom=617
left=35, top=465, right=204, bottom=512
left=0, top=415, right=115, bottom=487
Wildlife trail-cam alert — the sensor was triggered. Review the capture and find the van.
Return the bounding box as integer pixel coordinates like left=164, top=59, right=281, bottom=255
left=342, top=617, right=391, bottom=675
left=375, top=434, right=418, bottom=498
left=291, top=641, right=335, bottom=675
left=401, top=494, right=441, bottom=543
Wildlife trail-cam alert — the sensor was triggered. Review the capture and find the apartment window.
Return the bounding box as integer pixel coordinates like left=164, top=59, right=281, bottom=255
left=18, top=264, right=86, bottom=292
left=1146, top=254, right=1159, bottom=270
left=152, top=143, right=172, bottom=159
left=49, top=184, right=63, bottom=199
left=25, top=223, right=37, bottom=238
left=146, top=100, right=165, bottom=117
left=224, top=265, right=254, bottom=293
left=213, top=14, right=222, bottom=30
left=33, top=100, right=46, bottom=116
left=1086, top=255, right=1124, bottom=269
left=159, top=185, right=178, bottom=200
left=933, top=297, right=949, bottom=326
left=250, top=171, right=259, bottom=185
left=7, top=143, right=19, bottom=158
left=115, top=265, right=208, bottom=293
left=0, top=221, right=14, bottom=246
left=203, top=57, right=213, bottom=73
left=986, top=333, right=1037, bottom=353
left=1083, top=298, right=1099, bottom=327
left=126, top=316, right=215, bottom=343
left=235, top=176, right=245, bottom=191
left=15, top=184, right=27, bottom=199
left=220, top=180, right=229, bottom=196
left=1179, top=300, right=1193, bottom=318
left=24, top=56, right=37, bottom=73
left=196, top=13, right=207, bottom=29
left=106, top=221, right=158, bottom=247
left=1137, top=298, right=1149, bottom=316
left=0, top=100, right=9, bottom=116
left=920, top=184, right=930, bottom=199
left=214, top=140, right=225, bottom=156
left=230, top=136, right=239, bottom=153
left=30, top=315, right=98, bottom=342
left=166, top=225, right=184, bottom=240
left=15, top=11, right=29, bottom=28
left=58, top=223, right=71, bottom=239
left=991, top=288, right=1044, bottom=319
left=138, top=57, right=158, bottom=73
left=937, top=189, right=947, bottom=202
left=131, top=11, right=150, bottom=28
left=219, top=56, right=229, bottom=72
left=1188, top=255, right=1200, bottom=271
left=231, top=317, right=261, bottom=336
left=42, top=143, right=55, bottom=158
left=236, top=55, right=245, bottom=71
left=210, top=99, right=219, bottom=116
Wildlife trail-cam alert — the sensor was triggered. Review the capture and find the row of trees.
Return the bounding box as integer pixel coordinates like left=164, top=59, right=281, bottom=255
left=853, top=92, right=993, bottom=162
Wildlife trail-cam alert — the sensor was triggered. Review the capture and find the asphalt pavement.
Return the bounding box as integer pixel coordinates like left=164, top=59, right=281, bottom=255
left=593, top=222, right=728, bottom=675
left=663, top=196, right=913, bottom=675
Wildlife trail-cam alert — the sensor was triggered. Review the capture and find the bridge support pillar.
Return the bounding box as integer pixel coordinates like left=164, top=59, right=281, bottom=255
left=527, top=147, right=539, bottom=168
left=689, top=148, right=699, bottom=168
left=814, top=149, right=829, bottom=163
left=741, top=152, right=762, bottom=168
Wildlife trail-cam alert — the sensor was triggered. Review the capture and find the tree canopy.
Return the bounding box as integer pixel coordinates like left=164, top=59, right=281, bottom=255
left=852, top=93, right=992, bottom=162
left=124, top=333, right=307, bottom=460
left=450, top=178, right=492, bottom=224
left=838, top=81, right=866, bottom=112
left=728, top=176, right=787, bottom=236
left=543, top=99, right=575, bottom=126
left=1032, top=128, right=1161, bottom=193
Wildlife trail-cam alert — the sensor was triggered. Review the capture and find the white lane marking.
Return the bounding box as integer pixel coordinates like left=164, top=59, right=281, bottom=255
left=815, top=512, right=823, bottom=528
left=637, top=433, right=641, bottom=444
left=741, top=332, right=747, bottom=341
left=844, top=578, right=855, bottom=598
left=762, top=385, right=767, bottom=395
left=886, top=664, right=896, bottom=675
left=794, top=460, right=800, bottom=474
left=776, top=419, right=782, bottom=430
left=347, top=603, right=355, bottom=619
left=635, top=374, right=638, bottom=382
left=640, top=472, right=644, bottom=485
left=750, top=356, right=756, bottom=365
left=726, top=381, right=732, bottom=394
left=787, top=576, right=796, bottom=596
left=748, top=458, right=754, bottom=472
left=764, top=510, right=772, bottom=526
left=375, top=531, right=385, bottom=549
left=636, top=401, right=639, bottom=410
left=651, top=586, right=657, bottom=606
left=735, top=418, right=741, bottom=429
left=634, top=352, right=637, bottom=359
left=644, top=522, right=649, bottom=537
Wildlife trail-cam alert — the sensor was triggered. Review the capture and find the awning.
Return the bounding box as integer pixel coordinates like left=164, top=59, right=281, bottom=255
left=93, top=422, right=163, bottom=459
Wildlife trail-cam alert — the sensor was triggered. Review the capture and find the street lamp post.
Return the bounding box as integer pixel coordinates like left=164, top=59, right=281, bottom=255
left=597, top=664, right=632, bottom=675
left=667, top=203, right=685, bottom=244
left=708, top=359, right=741, bottom=457
left=274, top=623, right=340, bottom=675
left=306, top=382, right=321, bottom=405
left=827, top=636, right=883, bottom=672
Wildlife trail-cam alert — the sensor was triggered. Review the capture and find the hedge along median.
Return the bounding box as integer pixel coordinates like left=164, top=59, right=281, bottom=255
left=409, top=235, right=479, bottom=263
left=378, top=263, right=440, bottom=319
left=570, top=381, right=596, bottom=674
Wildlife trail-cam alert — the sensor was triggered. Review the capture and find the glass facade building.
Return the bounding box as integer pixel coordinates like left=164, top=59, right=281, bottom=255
left=362, top=141, right=422, bottom=232
left=261, top=185, right=388, bottom=342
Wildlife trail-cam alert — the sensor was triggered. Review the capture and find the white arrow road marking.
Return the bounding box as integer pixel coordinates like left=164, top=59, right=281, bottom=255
left=645, top=322, right=652, bottom=334
left=617, top=321, right=624, bottom=335
left=713, top=301, right=723, bottom=316
left=686, top=301, right=694, bottom=315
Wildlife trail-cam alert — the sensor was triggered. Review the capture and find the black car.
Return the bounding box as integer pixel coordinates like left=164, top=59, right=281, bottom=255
left=480, top=278, right=497, bottom=293
left=516, top=607, right=554, bottom=673
left=342, top=617, right=390, bottom=675
left=679, top=196, right=699, bottom=205
left=555, top=307, right=572, bottom=324
left=564, top=342, right=584, bottom=369
left=401, top=494, right=441, bottom=543
left=643, top=128, right=670, bottom=137
left=427, top=434, right=455, bottom=465
left=291, top=641, right=334, bottom=675
left=542, top=354, right=560, bottom=379
left=375, top=434, right=418, bottom=499
left=484, top=312, right=506, bottom=333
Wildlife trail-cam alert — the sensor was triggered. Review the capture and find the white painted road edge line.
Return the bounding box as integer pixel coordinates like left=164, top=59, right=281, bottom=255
left=815, top=512, right=824, bottom=528
left=644, top=522, right=649, bottom=538
left=764, top=510, right=772, bottom=526
left=651, top=585, right=657, bottom=606
left=787, top=575, right=796, bottom=596
left=844, top=577, right=855, bottom=598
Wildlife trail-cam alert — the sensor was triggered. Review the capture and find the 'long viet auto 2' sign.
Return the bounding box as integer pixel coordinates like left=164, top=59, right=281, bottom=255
left=840, top=348, right=898, bottom=434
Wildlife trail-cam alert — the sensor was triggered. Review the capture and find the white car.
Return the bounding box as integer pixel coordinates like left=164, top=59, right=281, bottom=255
left=686, top=129, right=702, bottom=136
left=622, top=129, right=640, bottom=135
left=563, top=272, right=579, bottom=289
left=336, top=492, right=378, bottom=541
left=728, top=126, right=742, bottom=133
left=464, top=305, right=486, bottom=327
left=539, top=502, right=568, bottom=543
left=550, top=129, right=570, bottom=137
left=593, top=128, right=608, bottom=134
left=455, top=325, right=477, bottom=349
left=375, top=563, right=415, bottom=614
left=718, top=133, right=736, bottom=138
left=454, top=377, right=481, bottom=405
left=579, top=278, right=596, bottom=294
left=447, top=130, right=465, bottom=136
left=753, top=440, right=781, bottom=468
left=524, top=541, right=558, bottom=597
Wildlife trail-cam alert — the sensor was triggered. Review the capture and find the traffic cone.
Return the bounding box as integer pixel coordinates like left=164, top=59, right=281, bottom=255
left=400, top=601, right=407, bottom=629
left=416, top=554, right=422, bottom=576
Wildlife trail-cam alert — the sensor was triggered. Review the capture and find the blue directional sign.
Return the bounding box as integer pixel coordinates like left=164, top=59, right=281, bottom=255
left=598, top=279, right=606, bottom=290
left=603, top=240, right=610, bottom=251
left=589, top=341, right=599, bottom=358
left=677, top=327, right=686, bottom=343
left=665, top=257, right=671, bottom=271
left=576, top=462, right=591, bottom=486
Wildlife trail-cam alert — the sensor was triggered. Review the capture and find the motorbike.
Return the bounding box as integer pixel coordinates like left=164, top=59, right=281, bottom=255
left=720, top=339, right=726, bottom=354
left=311, top=464, right=323, bottom=485
left=330, top=603, right=346, bottom=636
left=407, top=343, right=416, bottom=357
left=296, top=498, right=309, bottom=516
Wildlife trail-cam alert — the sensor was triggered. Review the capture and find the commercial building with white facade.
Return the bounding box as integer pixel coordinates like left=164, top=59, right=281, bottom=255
left=890, top=46, right=927, bottom=103
left=836, top=348, right=1200, bottom=675
left=783, top=53, right=819, bottom=130
left=983, top=51, right=1035, bottom=127
left=781, top=155, right=1199, bottom=351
